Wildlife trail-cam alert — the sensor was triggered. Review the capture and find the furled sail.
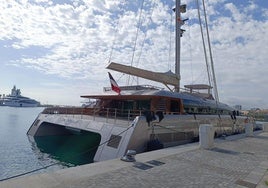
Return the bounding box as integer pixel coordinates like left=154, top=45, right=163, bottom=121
left=107, top=62, right=180, bottom=87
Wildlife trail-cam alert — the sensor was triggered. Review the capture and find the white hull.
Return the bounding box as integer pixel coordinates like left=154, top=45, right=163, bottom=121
left=2, top=101, right=39, bottom=107
left=27, top=111, right=247, bottom=162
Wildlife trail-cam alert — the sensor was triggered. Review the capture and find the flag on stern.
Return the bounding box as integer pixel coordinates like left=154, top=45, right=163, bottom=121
left=108, top=72, right=121, bottom=94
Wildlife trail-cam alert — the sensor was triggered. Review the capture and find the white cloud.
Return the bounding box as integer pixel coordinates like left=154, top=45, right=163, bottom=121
left=0, top=0, right=267, bottom=109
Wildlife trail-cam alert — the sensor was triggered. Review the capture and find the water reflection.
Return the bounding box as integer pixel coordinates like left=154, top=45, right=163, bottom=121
left=28, top=130, right=101, bottom=166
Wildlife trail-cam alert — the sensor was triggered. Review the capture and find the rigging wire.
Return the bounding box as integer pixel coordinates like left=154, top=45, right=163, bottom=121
left=0, top=123, right=135, bottom=182
left=108, top=0, right=127, bottom=64
left=127, top=0, right=145, bottom=85
left=131, top=0, right=157, bottom=86
left=189, top=41, right=194, bottom=85
left=196, top=0, right=212, bottom=87
left=108, top=19, right=119, bottom=64
left=130, top=25, right=146, bottom=86
left=106, top=0, right=129, bottom=84
left=201, top=0, right=219, bottom=102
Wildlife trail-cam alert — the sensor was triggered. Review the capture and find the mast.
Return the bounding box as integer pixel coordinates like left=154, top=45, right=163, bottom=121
left=175, top=0, right=187, bottom=92
left=175, top=0, right=181, bottom=92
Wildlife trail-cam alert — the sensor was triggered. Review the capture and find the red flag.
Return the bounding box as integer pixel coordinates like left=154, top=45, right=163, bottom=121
left=108, top=72, right=121, bottom=94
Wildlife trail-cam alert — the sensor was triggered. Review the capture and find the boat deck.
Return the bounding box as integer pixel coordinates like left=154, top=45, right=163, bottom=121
left=40, top=107, right=141, bottom=127
left=2, top=130, right=268, bottom=187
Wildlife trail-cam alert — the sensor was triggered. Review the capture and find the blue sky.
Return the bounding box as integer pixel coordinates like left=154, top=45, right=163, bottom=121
left=0, top=0, right=267, bottom=109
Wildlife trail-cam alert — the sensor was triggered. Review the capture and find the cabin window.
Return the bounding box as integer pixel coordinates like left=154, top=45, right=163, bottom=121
left=122, top=101, right=133, bottom=110
left=183, top=106, right=195, bottom=114
left=136, top=100, right=150, bottom=110
left=198, top=108, right=208, bottom=114
left=107, top=100, right=150, bottom=112
left=120, top=100, right=150, bottom=111
left=170, top=100, right=180, bottom=113
left=108, top=100, right=121, bottom=109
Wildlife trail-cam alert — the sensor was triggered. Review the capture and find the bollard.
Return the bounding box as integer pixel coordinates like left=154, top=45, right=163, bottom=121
left=262, top=123, right=268, bottom=132
left=245, top=123, right=253, bottom=136
left=121, top=150, right=136, bottom=162
left=199, top=124, right=215, bottom=149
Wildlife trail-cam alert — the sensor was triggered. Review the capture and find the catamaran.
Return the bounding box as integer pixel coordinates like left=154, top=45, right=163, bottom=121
left=27, top=0, right=246, bottom=163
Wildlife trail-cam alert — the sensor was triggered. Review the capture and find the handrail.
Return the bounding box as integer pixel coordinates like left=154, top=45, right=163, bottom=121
left=41, top=107, right=184, bottom=124
left=42, top=107, right=143, bottom=122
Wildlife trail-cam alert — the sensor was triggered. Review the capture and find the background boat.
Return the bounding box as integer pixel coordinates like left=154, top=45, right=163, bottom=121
left=0, top=86, right=40, bottom=107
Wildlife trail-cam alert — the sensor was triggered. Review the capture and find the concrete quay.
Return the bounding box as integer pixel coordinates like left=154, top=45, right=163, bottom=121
left=2, top=131, right=268, bottom=188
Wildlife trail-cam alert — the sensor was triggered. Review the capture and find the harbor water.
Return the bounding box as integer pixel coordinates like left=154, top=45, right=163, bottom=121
left=0, top=107, right=98, bottom=181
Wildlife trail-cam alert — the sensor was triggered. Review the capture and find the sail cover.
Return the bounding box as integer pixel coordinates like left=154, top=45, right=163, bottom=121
left=107, top=62, right=180, bottom=87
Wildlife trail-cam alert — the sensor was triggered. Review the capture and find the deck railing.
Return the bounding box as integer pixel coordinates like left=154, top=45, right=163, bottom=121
left=42, top=107, right=143, bottom=122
